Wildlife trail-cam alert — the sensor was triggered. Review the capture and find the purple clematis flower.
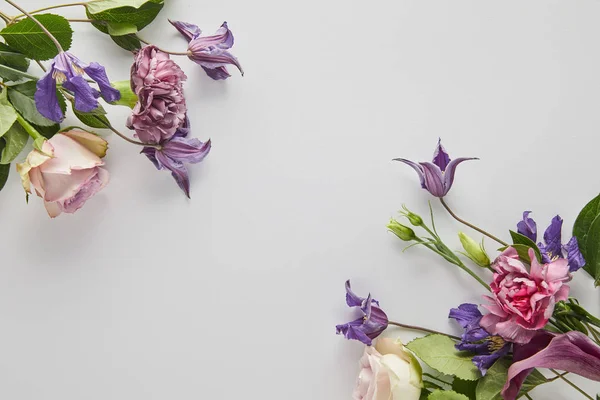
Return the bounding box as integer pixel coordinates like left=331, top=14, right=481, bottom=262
left=502, top=331, right=600, bottom=400
left=394, top=139, right=477, bottom=198
left=35, top=52, right=120, bottom=122
left=336, top=280, right=388, bottom=346
left=516, top=213, right=586, bottom=272
left=141, top=118, right=211, bottom=198
left=169, top=20, right=243, bottom=80
left=449, top=303, right=510, bottom=375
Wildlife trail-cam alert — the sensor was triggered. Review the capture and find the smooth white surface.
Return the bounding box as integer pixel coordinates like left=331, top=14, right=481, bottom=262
left=1, top=0, right=600, bottom=398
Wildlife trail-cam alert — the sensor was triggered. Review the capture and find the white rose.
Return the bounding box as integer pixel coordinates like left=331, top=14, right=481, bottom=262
left=353, top=338, right=422, bottom=400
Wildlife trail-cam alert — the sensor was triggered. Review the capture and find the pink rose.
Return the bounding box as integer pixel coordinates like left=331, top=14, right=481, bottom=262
left=16, top=131, right=109, bottom=218
left=480, top=247, right=571, bottom=344
left=126, top=45, right=187, bottom=144
left=353, top=338, right=422, bottom=400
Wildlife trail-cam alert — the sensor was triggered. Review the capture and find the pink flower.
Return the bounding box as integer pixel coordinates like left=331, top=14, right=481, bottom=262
left=126, top=45, right=187, bottom=144
left=480, top=247, right=571, bottom=344
left=16, top=131, right=109, bottom=218
left=353, top=338, right=422, bottom=400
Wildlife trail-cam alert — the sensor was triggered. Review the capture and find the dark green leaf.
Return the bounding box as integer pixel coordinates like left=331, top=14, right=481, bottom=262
left=0, top=139, right=9, bottom=191
left=0, top=43, right=30, bottom=81
left=33, top=122, right=60, bottom=139
left=0, top=121, right=28, bottom=164
left=0, top=89, right=18, bottom=137
left=582, top=216, right=600, bottom=287
left=7, top=81, right=65, bottom=127
left=452, top=378, right=476, bottom=400
left=509, top=231, right=542, bottom=262
left=110, top=33, right=141, bottom=51
left=73, top=106, right=110, bottom=129
left=428, top=390, right=469, bottom=400
left=86, top=0, right=164, bottom=34
left=573, top=194, right=600, bottom=285
left=0, top=64, right=37, bottom=82
left=0, top=14, right=73, bottom=60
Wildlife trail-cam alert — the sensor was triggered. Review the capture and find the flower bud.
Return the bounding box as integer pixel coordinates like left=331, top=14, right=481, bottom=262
left=401, top=205, right=424, bottom=226
left=458, top=232, right=490, bottom=267
left=388, top=219, right=416, bottom=241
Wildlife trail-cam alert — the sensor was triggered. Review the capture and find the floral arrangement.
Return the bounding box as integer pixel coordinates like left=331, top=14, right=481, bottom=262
left=337, top=140, right=600, bottom=400
left=0, top=0, right=241, bottom=217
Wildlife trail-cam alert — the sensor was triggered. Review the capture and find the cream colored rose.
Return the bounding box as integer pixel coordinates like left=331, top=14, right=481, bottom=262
left=353, top=338, right=422, bottom=400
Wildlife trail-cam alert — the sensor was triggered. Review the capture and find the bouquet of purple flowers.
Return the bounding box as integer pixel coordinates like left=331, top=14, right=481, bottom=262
left=0, top=0, right=242, bottom=217
left=337, top=140, right=600, bottom=400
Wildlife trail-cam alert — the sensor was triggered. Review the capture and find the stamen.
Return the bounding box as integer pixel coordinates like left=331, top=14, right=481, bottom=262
left=72, top=63, right=85, bottom=76
left=52, top=70, right=66, bottom=84
left=487, top=336, right=505, bottom=352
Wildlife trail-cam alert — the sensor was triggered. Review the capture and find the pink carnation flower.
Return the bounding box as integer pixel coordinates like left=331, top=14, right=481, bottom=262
left=480, top=247, right=571, bottom=344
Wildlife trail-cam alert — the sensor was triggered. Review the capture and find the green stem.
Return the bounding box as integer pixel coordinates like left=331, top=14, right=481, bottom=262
left=16, top=113, right=43, bottom=141
left=11, top=2, right=87, bottom=19
left=388, top=320, right=461, bottom=340
left=585, top=323, right=600, bottom=344
left=549, top=369, right=594, bottom=400
left=440, top=198, right=509, bottom=247
left=4, top=0, right=63, bottom=52
left=524, top=394, right=533, bottom=400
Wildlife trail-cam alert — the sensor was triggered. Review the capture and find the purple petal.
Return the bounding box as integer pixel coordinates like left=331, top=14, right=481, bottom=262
left=173, top=116, right=191, bottom=138
left=190, top=21, right=234, bottom=49
left=344, top=280, right=364, bottom=307
left=336, top=321, right=373, bottom=346
left=189, top=49, right=244, bottom=77
left=34, top=69, right=63, bottom=122
left=517, top=211, right=538, bottom=242
left=62, top=75, right=100, bottom=113
left=162, top=137, right=211, bottom=164
left=432, top=138, right=451, bottom=171
left=169, top=19, right=202, bottom=42
left=141, top=147, right=160, bottom=169
left=155, top=150, right=191, bottom=198
left=442, top=157, right=478, bottom=196
left=449, top=303, right=483, bottom=329
left=563, top=236, right=586, bottom=272
left=393, top=158, right=426, bottom=189
left=84, top=62, right=121, bottom=103
left=542, top=215, right=563, bottom=258
left=503, top=331, right=600, bottom=400
left=473, top=343, right=510, bottom=375
left=419, top=162, right=446, bottom=197
left=202, top=66, right=231, bottom=80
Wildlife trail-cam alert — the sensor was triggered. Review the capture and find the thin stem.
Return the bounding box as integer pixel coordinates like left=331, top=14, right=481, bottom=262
left=388, top=321, right=461, bottom=341
left=440, top=198, right=509, bottom=247
left=12, top=2, right=87, bottom=19
left=548, top=371, right=569, bottom=382
left=0, top=10, right=10, bottom=23
left=35, top=60, right=47, bottom=72
left=524, top=394, right=533, bottom=400
left=549, top=369, right=594, bottom=400
left=4, top=0, right=63, bottom=52
left=67, top=18, right=96, bottom=23
left=585, top=322, right=600, bottom=344
left=136, top=35, right=190, bottom=56
left=422, top=373, right=452, bottom=386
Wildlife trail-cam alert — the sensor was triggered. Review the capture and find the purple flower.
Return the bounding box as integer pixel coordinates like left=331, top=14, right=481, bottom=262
left=35, top=52, right=120, bottom=122
left=502, top=331, right=600, bottom=400
left=169, top=20, right=243, bottom=80
left=449, top=303, right=510, bottom=375
left=394, top=139, right=477, bottom=198
left=516, top=213, right=586, bottom=272
left=336, top=280, right=388, bottom=346
left=142, top=118, right=211, bottom=198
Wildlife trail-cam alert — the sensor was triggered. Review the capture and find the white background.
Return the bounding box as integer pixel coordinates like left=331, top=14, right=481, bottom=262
left=0, top=0, right=599, bottom=398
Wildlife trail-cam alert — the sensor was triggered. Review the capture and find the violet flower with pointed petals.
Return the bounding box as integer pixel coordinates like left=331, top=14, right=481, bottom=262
left=394, top=139, right=477, bottom=198
left=336, top=280, right=388, bottom=346
left=502, top=331, right=600, bottom=400
left=169, top=20, right=243, bottom=80
left=142, top=118, right=211, bottom=198
left=516, top=212, right=585, bottom=272
left=35, top=52, right=120, bottom=122
left=449, top=303, right=510, bottom=375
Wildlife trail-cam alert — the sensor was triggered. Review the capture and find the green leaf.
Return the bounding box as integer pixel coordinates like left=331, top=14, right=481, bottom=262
left=0, top=64, right=38, bottom=82
left=109, top=33, right=141, bottom=51
left=7, top=81, right=65, bottom=127
left=452, top=378, right=476, bottom=400
left=0, top=90, right=18, bottom=137
left=0, top=14, right=73, bottom=61
left=0, top=121, right=28, bottom=164
left=518, top=369, right=548, bottom=397
left=86, top=0, right=164, bottom=32
left=73, top=106, right=111, bottom=129
left=428, top=390, right=470, bottom=400
left=573, top=193, right=600, bottom=285
left=475, top=359, right=509, bottom=400
left=87, top=0, right=161, bottom=14
left=106, top=22, right=138, bottom=36
left=109, top=80, right=137, bottom=108
left=0, top=43, right=30, bottom=81
left=407, top=335, right=480, bottom=381
left=509, top=231, right=542, bottom=262
left=582, top=216, right=600, bottom=287
left=0, top=139, right=9, bottom=192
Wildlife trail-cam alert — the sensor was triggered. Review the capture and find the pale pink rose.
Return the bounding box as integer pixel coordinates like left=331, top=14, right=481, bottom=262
left=480, top=247, right=571, bottom=344
left=353, top=338, right=422, bottom=400
left=16, top=131, right=109, bottom=218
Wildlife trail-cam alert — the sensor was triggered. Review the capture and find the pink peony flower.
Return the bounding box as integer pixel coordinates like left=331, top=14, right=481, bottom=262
left=16, top=131, right=109, bottom=218
left=480, top=247, right=571, bottom=344
left=126, top=45, right=187, bottom=144
left=353, top=338, right=422, bottom=400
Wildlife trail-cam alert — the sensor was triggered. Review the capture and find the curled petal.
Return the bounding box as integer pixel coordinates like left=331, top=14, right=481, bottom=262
left=344, top=280, right=364, bottom=307
left=84, top=62, right=121, bottom=103
left=188, top=48, right=244, bottom=76
left=63, top=75, right=100, bottom=113
left=517, top=211, right=537, bottom=242
left=35, top=70, right=63, bottom=122
left=162, top=137, right=211, bottom=164
left=393, top=158, right=426, bottom=189
left=543, top=215, right=563, bottom=258
left=432, top=138, right=450, bottom=171
left=169, top=19, right=201, bottom=42
left=442, top=157, right=478, bottom=196
left=155, top=150, right=191, bottom=198
left=202, top=66, right=231, bottom=80
left=419, top=162, right=445, bottom=197
left=448, top=303, right=482, bottom=329
left=563, top=236, right=586, bottom=272
left=503, top=331, right=600, bottom=400
left=190, top=21, right=234, bottom=49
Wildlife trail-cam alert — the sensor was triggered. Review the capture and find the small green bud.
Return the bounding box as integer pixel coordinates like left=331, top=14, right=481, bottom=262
left=387, top=219, right=416, bottom=241
left=401, top=205, right=424, bottom=226
left=458, top=232, right=490, bottom=267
